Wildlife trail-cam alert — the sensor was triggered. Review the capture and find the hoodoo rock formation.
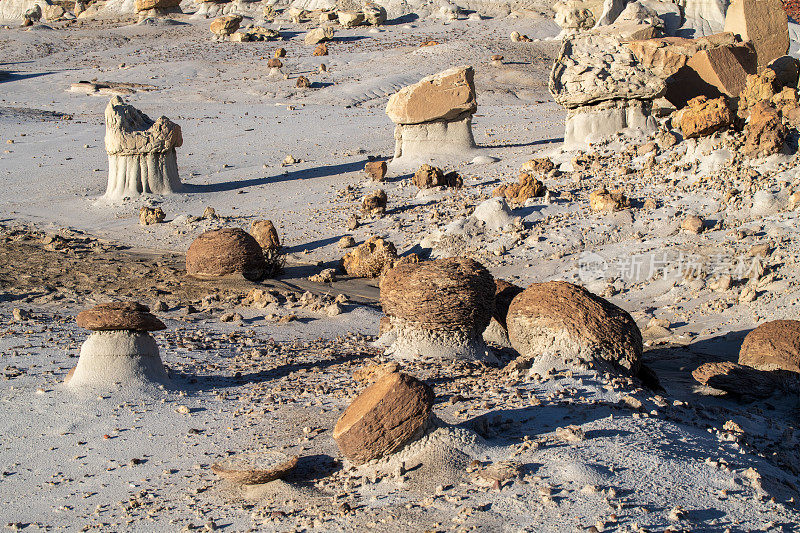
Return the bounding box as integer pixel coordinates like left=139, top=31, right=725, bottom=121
left=386, top=66, right=477, bottom=167
left=103, top=96, right=183, bottom=201
left=507, top=281, right=642, bottom=376
left=380, top=257, right=495, bottom=360
left=67, top=302, right=169, bottom=389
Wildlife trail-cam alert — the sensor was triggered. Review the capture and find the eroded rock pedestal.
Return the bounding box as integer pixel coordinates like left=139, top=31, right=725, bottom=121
left=549, top=34, right=665, bottom=149
left=104, top=96, right=183, bottom=201
left=67, top=302, right=169, bottom=390
left=386, top=66, right=477, bottom=167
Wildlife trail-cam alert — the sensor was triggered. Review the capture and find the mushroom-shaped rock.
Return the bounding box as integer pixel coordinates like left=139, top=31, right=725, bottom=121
left=67, top=302, right=169, bottom=389
left=333, top=371, right=434, bottom=465
left=483, top=279, right=523, bottom=348
left=386, top=66, right=477, bottom=166
left=380, top=257, right=495, bottom=360
left=104, top=96, right=183, bottom=201
left=507, top=281, right=642, bottom=376
left=739, top=320, right=800, bottom=372
left=340, top=235, right=397, bottom=278
left=186, top=228, right=268, bottom=281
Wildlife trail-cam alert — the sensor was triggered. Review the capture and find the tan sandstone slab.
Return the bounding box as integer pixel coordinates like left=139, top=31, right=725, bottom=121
left=724, top=0, right=789, bottom=69
left=386, top=66, right=477, bottom=125
left=76, top=302, right=166, bottom=331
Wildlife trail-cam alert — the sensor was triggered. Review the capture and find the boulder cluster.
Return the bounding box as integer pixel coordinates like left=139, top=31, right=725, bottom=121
left=549, top=0, right=793, bottom=155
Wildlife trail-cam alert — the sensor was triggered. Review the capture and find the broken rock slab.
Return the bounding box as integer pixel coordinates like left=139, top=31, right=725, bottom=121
left=724, top=0, right=789, bottom=69
left=103, top=96, right=182, bottom=201
left=333, top=371, right=434, bottom=465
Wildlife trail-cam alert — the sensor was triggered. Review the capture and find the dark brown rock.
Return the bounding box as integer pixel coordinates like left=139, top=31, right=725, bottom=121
left=186, top=228, right=268, bottom=281
left=739, top=320, right=800, bottom=372
left=365, top=160, right=387, bottom=182
left=332, top=372, right=434, bottom=464
left=692, top=361, right=787, bottom=398
left=380, top=257, right=494, bottom=333
left=361, top=189, right=387, bottom=216
left=76, top=301, right=166, bottom=331
left=412, top=164, right=461, bottom=189
left=506, top=281, right=642, bottom=376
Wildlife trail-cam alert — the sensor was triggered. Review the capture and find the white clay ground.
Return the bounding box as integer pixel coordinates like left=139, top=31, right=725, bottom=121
left=1, top=7, right=800, bottom=533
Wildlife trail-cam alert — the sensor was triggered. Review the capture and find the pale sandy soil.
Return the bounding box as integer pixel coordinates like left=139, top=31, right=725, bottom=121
left=1, top=7, right=800, bottom=533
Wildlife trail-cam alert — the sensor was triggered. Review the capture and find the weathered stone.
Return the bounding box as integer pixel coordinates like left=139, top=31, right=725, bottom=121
left=305, top=26, right=335, bottom=45
left=362, top=1, right=386, bottom=25
left=744, top=101, right=786, bottom=157
left=139, top=206, right=165, bottom=226
left=249, top=220, right=281, bottom=251
left=723, top=0, right=789, bottom=68
left=520, top=158, right=554, bottom=174
left=77, top=302, right=166, bottom=332
left=365, top=160, right=387, bottom=182
left=340, top=235, right=398, bottom=278
left=380, top=257, right=495, bottom=360
left=386, top=66, right=476, bottom=125
left=678, top=95, right=734, bottom=139
left=296, top=76, right=311, bottom=88
left=231, top=27, right=280, bottom=42
left=412, top=164, right=461, bottom=189
left=332, top=372, right=433, bottom=465
left=104, top=96, right=182, bottom=200
left=313, top=43, right=328, bottom=56
left=135, top=0, right=180, bottom=11
left=210, top=15, right=242, bottom=36
left=493, top=173, right=545, bottom=205
left=739, top=320, right=800, bottom=372
left=361, top=189, right=387, bottom=216
left=692, top=361, right=788, bottom=398
left=589, top=187, right=630, bottom=211
left=267, top=58, right=283, bottom=68
left=681, top=214, right=704, bottom=234
left=553, top=0, right=598, bottom=31
left=211, top=454, right=298, bottom=485
left=186, top=228, right=268, bottom=281
left=549, top=34, right=666, bottom=109
left=506, top=281, right=642, bottom=376
left=338, top=11, right=364, bottom=27
left=684, top=43, right=757, bottom=98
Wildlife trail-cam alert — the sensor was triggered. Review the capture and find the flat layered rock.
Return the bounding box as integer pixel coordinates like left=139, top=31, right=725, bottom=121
left=76, top=302, right=166, bottom=331
left=211, top=453, right=298, bottom=485
left=692, top=361, right=786, bottom=398
left=739, top=320, right=800, bottom=372
left=549, top=34, right=666, bottom=109
left=685, top=43, right=756, bottom=98
left=186, top=228, right=268, bottom=281
left=332, top=372, right=433, bottom=464
left=386, top=66, right=477, bottom=125
left=135, top=0, right=180, bottom=11
left=507, top=281, right=642, bottom=376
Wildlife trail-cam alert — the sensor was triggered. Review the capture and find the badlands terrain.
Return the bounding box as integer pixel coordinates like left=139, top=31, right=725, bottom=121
left=2, top=0, right=800, bottom=531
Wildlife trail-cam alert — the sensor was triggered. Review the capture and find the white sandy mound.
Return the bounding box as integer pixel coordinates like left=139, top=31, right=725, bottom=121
left=67, top=330, right=170, bottom=390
